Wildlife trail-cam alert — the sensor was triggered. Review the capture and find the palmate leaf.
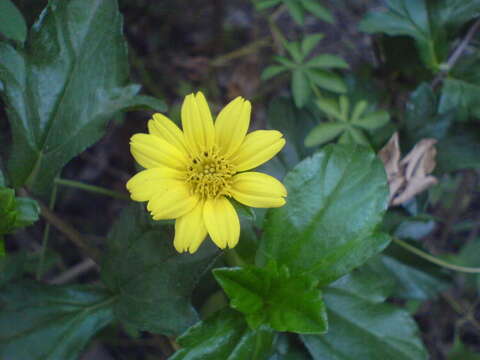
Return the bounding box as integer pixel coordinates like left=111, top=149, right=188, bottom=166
left=301, top=263, right=428, bottom=360
left=0, top=281, right=115, bottom=360
left=0, top=0, right=166, bottom=194
left=258, top=144, right=390, bottom=286
left=101, top=204, right=219, bottom=335
left=171, top=309, right=276, bottom=360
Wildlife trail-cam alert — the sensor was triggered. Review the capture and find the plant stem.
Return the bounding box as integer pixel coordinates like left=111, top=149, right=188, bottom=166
left=392, top=237, right=480, bottom=274
left=36, top=183, right=58, bottom=279
left=39, top=201, right=101, bottom=263
left=55, top=178, right=130, bottom=201
left=432, top=18, right=480, bottom=88
left=210, top=37, right=271, bottom=67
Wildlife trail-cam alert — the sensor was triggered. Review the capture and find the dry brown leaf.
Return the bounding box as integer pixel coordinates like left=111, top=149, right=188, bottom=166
left=378, top=132, right=438, bottom=206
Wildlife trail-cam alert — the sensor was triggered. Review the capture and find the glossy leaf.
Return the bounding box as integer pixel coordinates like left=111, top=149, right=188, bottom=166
left=214, top=264, right=328, bottom=334
left=101, top=204, right=218, bottom=335
left=0, top=0, right=27, bottom=42
left=301, top=262, right=428, bottom=360
left=0, top=0, right=166, bottom=194
left=0, top=281, right=114, bottom=360
left=258, top=144, right=390, bottom=286
left=171, top=309, right=276, bottom=360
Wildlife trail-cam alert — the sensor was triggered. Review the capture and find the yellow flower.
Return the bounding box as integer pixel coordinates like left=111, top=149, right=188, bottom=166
left=127, top=92, right=287, bottom=253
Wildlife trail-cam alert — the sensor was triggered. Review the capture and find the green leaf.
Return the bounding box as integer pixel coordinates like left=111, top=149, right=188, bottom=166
left=316, top=96, right=344, bottom=121
left=439, top=78, right=480, bottom=121
left=307, top=69, right=347, bottom=93
left=355, top=110, right=390, bottom=130
left=0, top=281, right=114, bottom=360
left=254, top=0, right=282, bottom=11
left=350, top=100, right=368, bottom=123
left=300, top=0, right=334, bottom=23
left=306, top=54, right=349, bottom=69
left=304, top=122, right=346, bottom=147
left=300, top=33, right=324, bottom=56
left=13, top=197, right=40, bottom=229
left=301, top=268, right=428, bottom=360
left=359, top=0, right=438, bottom=69
left=0, top=0, right=27, bottom=42
left=284, top=0, right=305, bottom=25
left=101, top=204, right=219, bottom=335
left=262, top=65, right=288, bottom=81
left=0, top=187, right=17, bottom=234
left=348, top=127, right=370, bottom=146
left=292, top=70, right=311, bottom=108
left=284, top=41, right=303, bottom=63
left=214, top=264, right=328, bottom=334
left=171, top=309, right=276, bottom=360
left=258, top=144, right=390, bottom=286
left=0, top=0, right=164, bottom=194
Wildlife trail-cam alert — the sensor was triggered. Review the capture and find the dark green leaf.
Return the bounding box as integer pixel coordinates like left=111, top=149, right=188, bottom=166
left=292, top=70, right=311, bottom=108
left=0, top=0, right=163, bottom=194
left=439, top=78, right=480, bottom=121
left=284, top=0, right=305, bottom=25
left=316, top=96, right=344, bottom=120
left=214, top=264, right=328, bottom=334
left=258, top=144, right=390, bottom=286
left=436, top=127, right=480, bottom=172
left=307, top=69, right=347, bottom=93
left=306, top=54, right=349, bottom=69
left=0, top=0, right=27, bottom=42
left=0, top=187, right=16, bottom=234
left=254, top=0, right=282, bottom=11
left=300, top=33, right=324, bottom=56
left=0, top=281, right=114, bottom=360
left=101, top=204, right=219, bottom=335
left=171, top=309, right=276, bottom=360
left=355, top=110, right=390, bottom=130
left=262, top=65, right=288, bottom=81
left=301, top=262, right=428, bottom=360
left=300, top=0, right=334, bottom=23
left=304, top=122, right=346, bottom=147
left=13, top=197, right=40, bottom=229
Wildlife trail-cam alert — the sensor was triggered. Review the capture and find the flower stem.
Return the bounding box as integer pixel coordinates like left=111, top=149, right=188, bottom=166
left=392, top=237, right=480, bottom=274
left=36, top=182, right=58, bottom=280
left=55, top=178, right=130, bottom=201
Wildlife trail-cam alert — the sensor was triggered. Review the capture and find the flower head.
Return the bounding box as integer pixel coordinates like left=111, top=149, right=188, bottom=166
left=127, top=92, right=287, bottom=253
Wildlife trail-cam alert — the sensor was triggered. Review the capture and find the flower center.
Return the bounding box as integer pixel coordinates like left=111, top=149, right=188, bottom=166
left=186, top=148, right=236, bottom=199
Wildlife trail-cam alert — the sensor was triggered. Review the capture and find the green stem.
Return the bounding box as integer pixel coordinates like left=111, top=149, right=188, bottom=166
left=224, top=248, right=247, bottom=267
left=55, top=178, right=130, bottom=201
left=36, top=182, right=58, bottom=279
left=393, top=237, right=480, bottom=274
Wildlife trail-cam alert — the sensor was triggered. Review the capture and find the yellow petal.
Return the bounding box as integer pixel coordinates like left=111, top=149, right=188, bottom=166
left=181, top=92, right=215, bottom=156
left=130, top=133, right=189, bottom=170
left=203, top=197, right=240, bottom=249
left=174, top=201, right=208, bottom=253
left=148, top=113, right=189, bottom=156
left=126, top=168, right=185, bottom=202
left=231, top=172, right=287, bottom=208
left=215, top=97, right=251, bottom=158
left=147, top=183, right=198, bottom=220
left=229, top=130, right=285, bottom=171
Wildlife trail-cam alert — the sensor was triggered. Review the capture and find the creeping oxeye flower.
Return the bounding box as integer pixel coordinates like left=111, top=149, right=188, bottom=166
left=127, top=92, right=287, bottom=253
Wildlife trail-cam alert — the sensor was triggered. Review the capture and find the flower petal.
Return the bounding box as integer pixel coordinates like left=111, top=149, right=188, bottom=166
left=215, top=97, right=251, bottom=158
left=174, top=201, right=208, bottom=253
left=148, top=113, right=189, bottom=156
left=181, top=92, right=215, bottom=156
left=229, top=130, right=285, bottom=171
left=130, top=134, right=190, bottom=170
left=126, top=168, right=185, bottom=201
left=147, top=183, right=198, bottom=220
left=203, top=197, right=240, bottom=249
left=231, top=172, right=287, bottom=208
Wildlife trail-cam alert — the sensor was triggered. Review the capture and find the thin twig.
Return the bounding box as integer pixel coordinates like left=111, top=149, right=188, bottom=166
left=55, top=178, right=130, bottom=201
left=393, top=237, right=480, bottom=274
left=49, top=258, right=98, bottom=284
left=432, top=18, right=480, bottom=88
left=210, top=37, right=271, bottom=67
left=39, top=201, right=101, bottom=263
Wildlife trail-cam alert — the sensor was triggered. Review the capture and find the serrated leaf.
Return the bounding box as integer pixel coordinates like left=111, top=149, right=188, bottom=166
left=0, top=281, right=114, bottom=360
left=0, top=0, right=27, bottom=42
left=356, top=110, right=390, bottom=130
left=214, top=264, right=328, bottom=334
left=0, top=0, right=165, bottom=194
left=301, top=267, right=428, bottom=360
left=300, top=33, right=324, bottom=56
left=306, top=54, right=349, bottom=69
left=258, top=144, right=390, bottom=286
left=171, top=309, right=276, bottom=360
left=261, top=65, right=288, bottom=81
left=300, top=0, right=334, bottom=23
left=304, top=122, right=346, bottom=147
left=101, top=204, right=219, bottom=335
left=292, top=70, right=311, bottom=108
left=307, top=69, right=347, bottom=93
